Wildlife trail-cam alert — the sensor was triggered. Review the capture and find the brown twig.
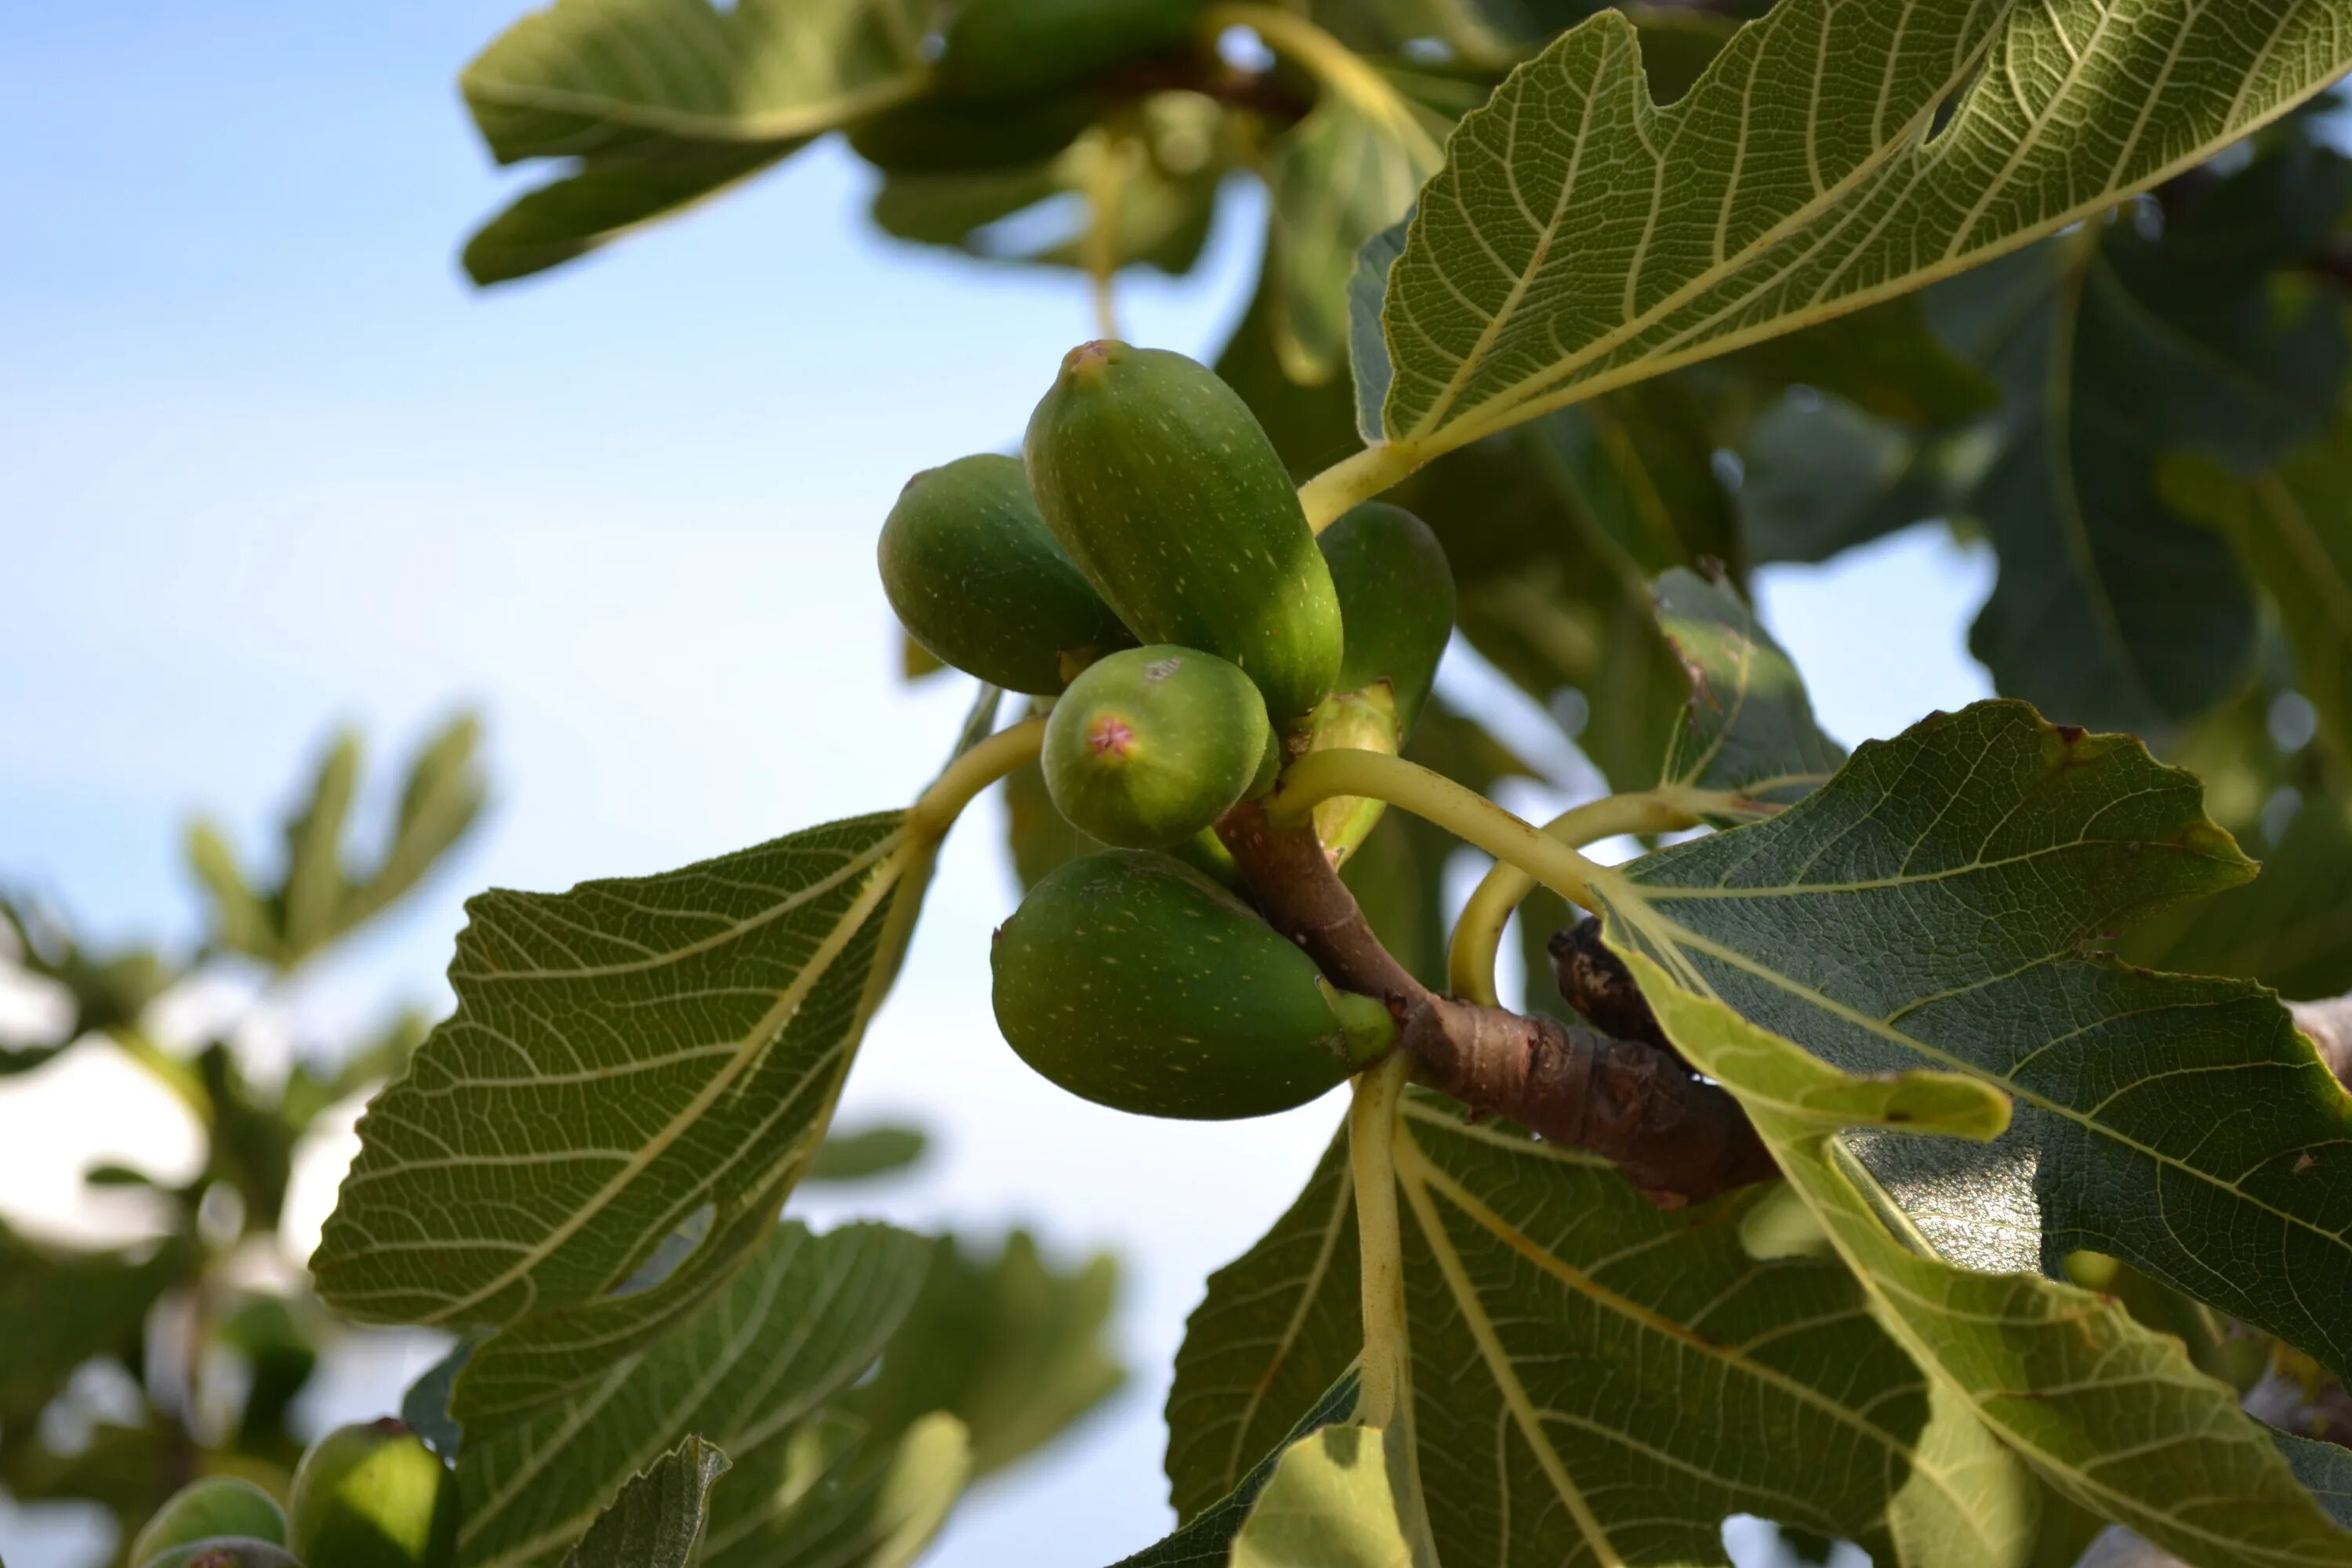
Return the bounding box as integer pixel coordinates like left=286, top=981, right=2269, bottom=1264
left=1215, top=800, right=1777, bottom=1207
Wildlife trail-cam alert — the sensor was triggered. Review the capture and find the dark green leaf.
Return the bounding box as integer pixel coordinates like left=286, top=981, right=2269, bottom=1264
left=1653, top=564, right=1844, bottom=815
left=1632, top=965, right=2352, bottom=1568
left=453, top=1222, right=936, bottom=1568
left=314, top=808, right=920, bottom=1401
left=1595, top=700, right=2352, bottom=1382
left=561, top=1436, right=731, bottom=1568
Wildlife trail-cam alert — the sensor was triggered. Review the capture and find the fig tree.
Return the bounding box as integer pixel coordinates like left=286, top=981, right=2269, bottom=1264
left=992, top=849, right=1393, bottom=1118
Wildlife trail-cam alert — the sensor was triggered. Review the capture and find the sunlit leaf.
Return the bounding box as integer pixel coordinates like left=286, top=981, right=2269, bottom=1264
left=1228, top=1421, right=1432, bottom=1568
left=1267, top=90, right=1445, bottom=384
left=1366, top=0, right=2352, bottom=459
left=1592, top=699, right=2352, bottom=1383
left=1117, top=1373, right=1363, bottom=1568
left=1628, top=959, right=2352, bottom=1568
left=314, top=809, right=918, bottom=1388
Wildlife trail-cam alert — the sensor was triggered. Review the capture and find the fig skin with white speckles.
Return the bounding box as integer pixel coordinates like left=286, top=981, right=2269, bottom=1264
left=1024, top=340, right=1344, bottom=725
left=1042, top=644, right=1272, bottom=850
left=991, top=849, right=1392, bottom=1120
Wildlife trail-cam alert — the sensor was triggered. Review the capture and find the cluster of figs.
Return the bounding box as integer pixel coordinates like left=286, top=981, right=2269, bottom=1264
left=880, top=339, right=1456, bottom=1121
left=117, top=1418, right=458, bottom=1568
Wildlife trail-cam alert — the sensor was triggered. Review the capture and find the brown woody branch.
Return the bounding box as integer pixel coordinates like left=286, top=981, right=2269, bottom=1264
left=1215, top=800, right=1777, bottom=1207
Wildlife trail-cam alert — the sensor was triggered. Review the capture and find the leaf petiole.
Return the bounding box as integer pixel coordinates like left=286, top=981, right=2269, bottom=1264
left=1444, top=790, right=1710, bottom=1007
left=1348, top=1051, right=1412, bottom=1431
left=1296, top=441, right=1423, bottom=532
left=1266, top=746, right=1613, bottom=909
left=907, top=715, right=1046, bottom=843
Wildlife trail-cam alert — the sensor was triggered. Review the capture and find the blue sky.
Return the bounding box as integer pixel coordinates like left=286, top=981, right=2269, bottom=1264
left=0, top=6, right=1994, bottom=1565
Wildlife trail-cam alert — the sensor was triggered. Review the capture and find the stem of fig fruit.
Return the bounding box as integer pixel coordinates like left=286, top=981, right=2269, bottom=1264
left=1446, top=791, right=1703, bottom=1007
left=1265, top=747, right=1612, bottom=909
left=908, top=716, right=1046, bottom=842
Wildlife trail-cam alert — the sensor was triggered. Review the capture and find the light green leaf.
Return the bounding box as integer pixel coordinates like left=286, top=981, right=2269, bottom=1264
left=1367, top=0, right=2352, bottom=459
left=805, top=1123, right=929, bottom=1184
left=1269, top=92, right=1446, bottom=385
left=702, top=1409, right=968, bottom=1568
left=1229, top=1422, right=1431, bottom=1568
left=843, top=1229, right=1123, bottom=1479
left=281, top=729, right=361, bottom=963
left=1591, top=699, right=2352, bottom=1383
left=1654, top=564, right=1845, bottom=816
left=1120, top=1372, right=1364, bottom=1568
left=560, top=1436, right=731, bottom=1568
left=453, top=1221, right=934, bottom=1568
left=1628, top=956, right=2352, bottom=1568
left=459, top=0, right=942, bottom=284
left=2167, top=416, right=2352, bottom=771
left=312, top=808, right=916, bottom=1364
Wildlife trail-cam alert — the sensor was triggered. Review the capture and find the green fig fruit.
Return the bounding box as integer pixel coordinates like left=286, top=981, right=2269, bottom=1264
left=992, top=849, right=1392, bottom=1118
left=942, top=0, right=1202, bottom=100
left=1319, top=501, right=1454, bottom=735
left=287, top=1419, right=458, bottom=1568
left=137, top=1539, right=305, bottom=1568
left=1025, top=341, right=1344, bottom=724
left=1043, top=644, right=1271, bottom=849
left=879, top=453, right=1134, bottom=694
left=131, top=1479, right=289, bottom=1565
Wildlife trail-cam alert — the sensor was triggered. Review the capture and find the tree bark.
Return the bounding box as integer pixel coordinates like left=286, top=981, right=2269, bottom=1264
left=1215, top=800, right=1777, bottom=1207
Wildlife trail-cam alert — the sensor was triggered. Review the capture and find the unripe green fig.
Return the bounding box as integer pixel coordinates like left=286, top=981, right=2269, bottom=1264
left=131, top=1480, right=289, bottom=1565
left=942, top=0, right=1203, bottom=100
left=287, top=1419, right=459, bottom=1568
left=1319, top=501, right=1454, bottom=735
left=138, top=1540, right=304, bottom=1568
left=879, top=453, right=1134, bottom=695
left=847, top=89, right=1101, bottom=173
left=1025, top=341, right=1344, bottom=724
left=1044, top=644, right=1271, bottom=849
left=992, top=850, right=1393, bottom=1118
